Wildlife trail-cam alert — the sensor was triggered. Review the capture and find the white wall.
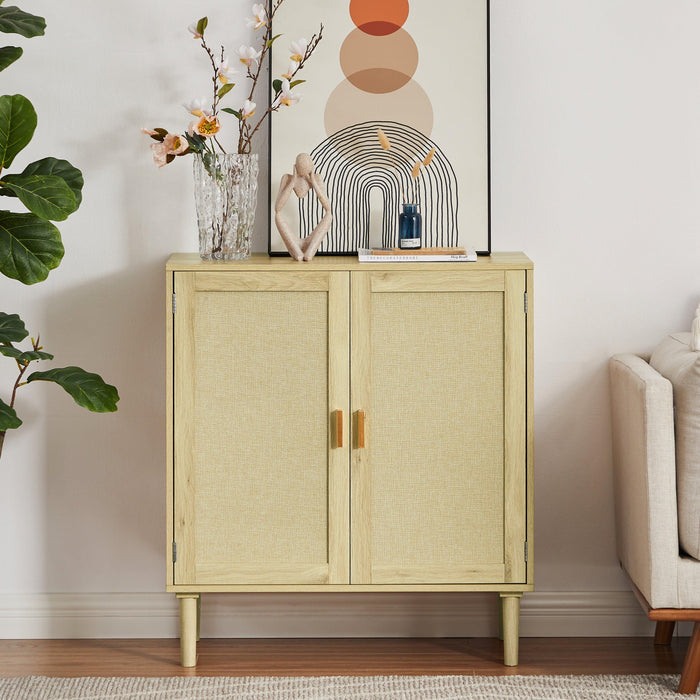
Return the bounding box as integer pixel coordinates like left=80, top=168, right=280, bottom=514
left=0, top=0, right=697, bottom=636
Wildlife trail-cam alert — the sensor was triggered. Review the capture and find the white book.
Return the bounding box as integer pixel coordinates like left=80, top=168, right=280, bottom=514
left=357, top=247, right=477, bottom=263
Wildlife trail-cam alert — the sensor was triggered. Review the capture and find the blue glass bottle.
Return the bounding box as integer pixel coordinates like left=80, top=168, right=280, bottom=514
left=398, top=203, right=422, bottom=250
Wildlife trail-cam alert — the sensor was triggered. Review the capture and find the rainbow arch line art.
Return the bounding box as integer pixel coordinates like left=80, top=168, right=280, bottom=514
left=299, top=121, right=459, bottom=253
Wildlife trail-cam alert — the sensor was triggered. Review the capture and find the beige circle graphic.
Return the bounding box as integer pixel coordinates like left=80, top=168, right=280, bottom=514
left=340, top=28, right=418, bottom=93
left=325, top=78, right=433, bottom=138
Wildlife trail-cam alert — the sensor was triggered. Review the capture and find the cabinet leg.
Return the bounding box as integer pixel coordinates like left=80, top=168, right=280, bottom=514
left=177, top=594, right=199, bottom=667
left=500, top=593, right=522, bottom=666
left=497, top=594, right=504, bottom=641
left=196, top=594, right=202, bottom=643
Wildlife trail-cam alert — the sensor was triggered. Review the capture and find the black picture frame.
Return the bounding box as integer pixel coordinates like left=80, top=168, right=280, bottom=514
left=268, top=0, right=491, bottom=256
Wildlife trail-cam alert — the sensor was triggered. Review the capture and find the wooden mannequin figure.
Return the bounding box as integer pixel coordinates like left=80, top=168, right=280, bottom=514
left=274, top=153, right=332, bottom=261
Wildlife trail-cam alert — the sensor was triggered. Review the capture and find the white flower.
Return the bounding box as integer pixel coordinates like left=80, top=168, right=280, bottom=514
left=281, top=60, right=299, bottom=81
left=238, top=45, right=262, bottom=68
left=277, top=79, right=300, bottom=107
left=188, top=22, right=203, bottom=39
left=289, top=39, right=308, bottom=63
left=148, top=132, right=189, bottom=168
left=246, top=3, right=267, bottom=30
left=216, top=57, right=238, bottom=84
left=183, top=97, right=212, bottom=117
left=241, top=99, right=256, bottom=118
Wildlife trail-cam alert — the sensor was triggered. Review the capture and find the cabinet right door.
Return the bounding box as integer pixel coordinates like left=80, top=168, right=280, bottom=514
left=350, top=269, right=527, bottom=585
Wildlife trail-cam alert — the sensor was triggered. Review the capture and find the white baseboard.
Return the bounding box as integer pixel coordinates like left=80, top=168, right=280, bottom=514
left=0, top=590, right=670, bottom=639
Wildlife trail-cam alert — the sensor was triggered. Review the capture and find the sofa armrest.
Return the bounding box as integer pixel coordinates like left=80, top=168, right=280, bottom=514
left=609, top=353, right=679, bottom=608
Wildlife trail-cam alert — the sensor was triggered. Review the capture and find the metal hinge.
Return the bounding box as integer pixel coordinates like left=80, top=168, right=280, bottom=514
left=172, top=541, right=177, bottom=563
left=524, top=291, right=528, bottom=314
left=524, top=541, right=529, bottom=562
left=172, top=292, right=177, bottom=314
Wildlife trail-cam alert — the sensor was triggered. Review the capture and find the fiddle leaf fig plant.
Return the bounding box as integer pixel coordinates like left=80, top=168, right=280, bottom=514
left=0, top=5, right=119, bottom=460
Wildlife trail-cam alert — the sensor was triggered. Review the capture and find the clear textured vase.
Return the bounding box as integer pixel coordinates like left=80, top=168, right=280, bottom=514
left=193, top=153, right=258, bottom=260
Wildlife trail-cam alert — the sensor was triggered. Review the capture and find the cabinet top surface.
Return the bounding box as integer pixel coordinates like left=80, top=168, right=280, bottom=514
left=166, top=252, right=533, bottom=271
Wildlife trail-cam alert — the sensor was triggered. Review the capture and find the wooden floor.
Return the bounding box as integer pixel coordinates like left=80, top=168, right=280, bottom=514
left=0, top=637, right=690, bottom=677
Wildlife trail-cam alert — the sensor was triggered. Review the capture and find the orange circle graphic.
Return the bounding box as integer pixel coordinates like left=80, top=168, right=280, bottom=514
left=349, top=0, right=409, bottom=35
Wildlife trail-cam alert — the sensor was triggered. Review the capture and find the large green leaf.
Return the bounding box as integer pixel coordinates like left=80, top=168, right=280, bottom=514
left=0, top=344, right=53, bottom=362
left=0, top=311, right=27, bottom=342
left=20, top=157, right=84, bottom=207
left=0, top=6, right=45, bottom=38
left=0, top=396, right=21, bottom=430
left=0, top=45, right=21, bottom=71
left=27, top=366, right=120, bottom=412
left=0, top=210, right=64, bottom=284
left=1, top=173, right=77, bottom=220
left=0, top=94, right=36, bottom=169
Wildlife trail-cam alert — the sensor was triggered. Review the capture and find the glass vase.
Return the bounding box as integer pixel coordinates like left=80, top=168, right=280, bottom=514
left=398, top=203, right=422, bottom=250
left=193, top=152, right=258, bottom=260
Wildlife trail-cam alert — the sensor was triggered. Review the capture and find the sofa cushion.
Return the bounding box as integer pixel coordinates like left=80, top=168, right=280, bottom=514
left=650, top=332, right=700, bottom=560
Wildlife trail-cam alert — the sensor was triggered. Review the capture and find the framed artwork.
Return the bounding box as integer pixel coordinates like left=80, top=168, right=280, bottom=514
left=269, top=0, right=491, bottom=255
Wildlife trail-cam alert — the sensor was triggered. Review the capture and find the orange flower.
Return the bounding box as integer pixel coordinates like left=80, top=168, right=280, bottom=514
left=189, top=115, right=221, bottom=138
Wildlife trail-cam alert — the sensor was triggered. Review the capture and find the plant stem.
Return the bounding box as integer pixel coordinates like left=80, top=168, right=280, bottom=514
left=201, top=37, right=220, bottom=114
left=9, top=359, right=31, bottom=409
left=242, top=24, right=323, bottom=154
left=0, top=336, right=39, bottom=462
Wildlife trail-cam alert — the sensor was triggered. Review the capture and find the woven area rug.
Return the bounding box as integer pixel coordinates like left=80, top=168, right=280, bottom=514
left=0, top=674, right=684, bottom=699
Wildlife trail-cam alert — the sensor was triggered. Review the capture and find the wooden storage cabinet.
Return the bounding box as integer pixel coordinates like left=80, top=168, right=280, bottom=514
left=166, top=253, right=533, bottom=668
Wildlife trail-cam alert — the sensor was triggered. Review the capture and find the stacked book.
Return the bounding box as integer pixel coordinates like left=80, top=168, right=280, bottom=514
left=357, top=247, right=477, bottom=262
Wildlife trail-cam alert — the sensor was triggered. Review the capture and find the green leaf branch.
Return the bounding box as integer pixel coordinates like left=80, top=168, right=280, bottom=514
left=0, top=6, right=118, bottom=461
left=0, top=312, right=119, bottom=459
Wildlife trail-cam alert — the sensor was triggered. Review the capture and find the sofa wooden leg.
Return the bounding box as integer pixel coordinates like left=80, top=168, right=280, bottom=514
left=654, top=620, right=675, bottom=645
left=678, top=622, right=700, bottom=694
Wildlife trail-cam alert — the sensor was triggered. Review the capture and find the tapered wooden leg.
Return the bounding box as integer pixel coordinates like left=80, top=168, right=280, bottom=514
left=654, top=620, right=675, bottom=645
left=678, top=622, right=700, bottom=694
left=500, top=593, right=522, bottom=666
left=177, top=594, right=199, bottom=667
left=196, top=595, right=202, bottom=643
left=497, top=595, right=504, bottom=641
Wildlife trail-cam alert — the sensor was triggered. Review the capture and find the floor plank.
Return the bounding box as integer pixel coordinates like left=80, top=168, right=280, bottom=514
left=0, top=637, right=690, bottom=677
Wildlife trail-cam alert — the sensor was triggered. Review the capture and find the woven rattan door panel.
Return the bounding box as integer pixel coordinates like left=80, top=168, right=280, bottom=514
left=350, top=270, right=527, bottom=585
left=173, top=271, right=350, bottom=586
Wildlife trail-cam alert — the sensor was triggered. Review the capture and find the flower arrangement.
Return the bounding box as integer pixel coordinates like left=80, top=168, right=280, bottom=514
left=377, top=127, right=436, bottom=205
left=143, top=3, right=323, bottom=166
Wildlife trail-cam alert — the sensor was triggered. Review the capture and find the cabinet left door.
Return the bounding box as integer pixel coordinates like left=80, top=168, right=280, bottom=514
left=170, top=270, right=350, bottom=586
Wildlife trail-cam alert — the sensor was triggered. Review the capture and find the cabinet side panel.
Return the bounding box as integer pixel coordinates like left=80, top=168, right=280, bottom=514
left=369, top=290, right=505, bottom=579
left=191, top=290, right=329, bottom=573
left=174, top=273, right=198, bottom=584
left=166, top=270, right=174, bottom=588
left=526, top=268, right=534, bottom=585
left=504, top=271, right=527, bottom=583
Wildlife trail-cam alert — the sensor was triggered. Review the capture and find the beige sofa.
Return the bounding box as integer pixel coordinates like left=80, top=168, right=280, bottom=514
left=610, top=332, right=700, bottom=694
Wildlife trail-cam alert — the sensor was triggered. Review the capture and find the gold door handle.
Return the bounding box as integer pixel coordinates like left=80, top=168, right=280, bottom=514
left=355, top=410, right=366, bottom=449
left=332, top=410, right=343, bottom=448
